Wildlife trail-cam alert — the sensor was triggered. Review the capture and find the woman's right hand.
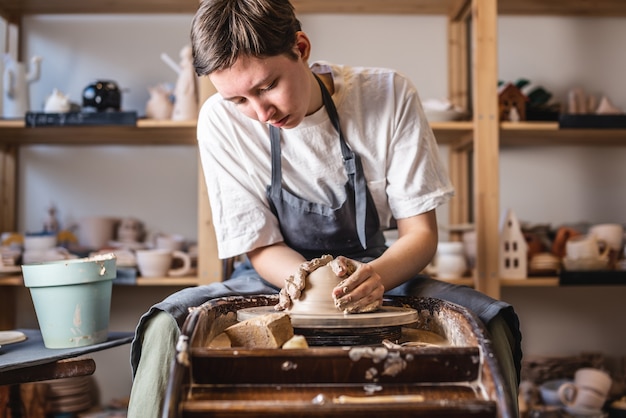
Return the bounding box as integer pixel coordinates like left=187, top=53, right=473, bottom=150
left=331, top=256, right=384, bottom=313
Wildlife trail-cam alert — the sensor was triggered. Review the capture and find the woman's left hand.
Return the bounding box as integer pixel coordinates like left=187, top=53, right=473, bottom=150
left=330, top=256, right=384, bottom=313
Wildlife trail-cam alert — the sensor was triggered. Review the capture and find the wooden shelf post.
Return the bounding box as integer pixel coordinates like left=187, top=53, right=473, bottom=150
left=196, top=77, right=223, bottom=285
left=471, top=0, right=500, bottom=298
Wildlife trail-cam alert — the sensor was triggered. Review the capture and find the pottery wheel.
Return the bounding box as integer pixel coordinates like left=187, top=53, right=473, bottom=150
left=237, top=306, right=417, bottom=329
left=238, top=306, right=417, bottom=346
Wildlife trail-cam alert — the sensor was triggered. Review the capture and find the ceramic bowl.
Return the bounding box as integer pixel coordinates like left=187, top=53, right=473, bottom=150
left=563, top=257, right=609, bottom=271
left=23, top=234, right=57, bottom=251
left=424, top=108, right=466, bottom=122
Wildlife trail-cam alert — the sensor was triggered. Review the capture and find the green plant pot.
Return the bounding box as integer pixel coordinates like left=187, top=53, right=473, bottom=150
left=22, top=253, right=117, bottom=349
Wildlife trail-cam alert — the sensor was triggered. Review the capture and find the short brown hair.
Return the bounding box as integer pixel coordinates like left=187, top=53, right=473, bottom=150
left=191, top=0, right=302, bottom=76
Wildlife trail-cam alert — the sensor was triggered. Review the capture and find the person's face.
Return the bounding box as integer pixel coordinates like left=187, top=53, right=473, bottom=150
left=209, top=32, right=319, bottom=129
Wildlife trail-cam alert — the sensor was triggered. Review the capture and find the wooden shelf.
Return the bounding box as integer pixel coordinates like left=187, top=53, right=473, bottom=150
left=500, top=122, right=626, bottom=147
left=0, top=274, right=199, bottom=287
left=435, top=121, right=626, bottom=148
left=0, top=275, right=23, bottom=286
left=0, top=119, right=196, bottom=145
left=438, top=277, right=561, bottom=288
left=500, top=277, right=559, bottom=287
left=134, top=277, right=199, bottom=286
left=2, top=0, right=626, bottom=18
left=430, top=121, right=473, bottom=145
left=0, top=0, right=466, bottom=18
left=433, top=277, right=475, bottom=287
left=0, top=274, right=567, bottom=289
left=496, top=0, right=626, bottom=16
left=0, top=119, right=470, bottom=147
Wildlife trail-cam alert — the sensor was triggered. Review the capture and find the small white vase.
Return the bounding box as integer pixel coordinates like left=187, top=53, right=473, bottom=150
left=435, top=241, right=467, bottom=280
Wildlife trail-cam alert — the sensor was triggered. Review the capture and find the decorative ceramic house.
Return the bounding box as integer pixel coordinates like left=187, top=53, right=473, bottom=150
left=499, top=209, right=528, bottom=279
left=498, top=82, right=527, bottom=122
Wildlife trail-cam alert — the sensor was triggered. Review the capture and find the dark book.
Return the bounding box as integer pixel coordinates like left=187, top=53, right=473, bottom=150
left=559, top=270, right=626, bottom=285
left=559, top=114, right=626, bottom=129
left=25, top=111, right=137, bottom=127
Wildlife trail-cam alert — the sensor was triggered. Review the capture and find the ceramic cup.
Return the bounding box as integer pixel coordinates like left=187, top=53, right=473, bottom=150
left=565, top=235, right=608, bottom=260
left=539, top=378, right=570, bottom=406
left=77, top=216, right=119, bottom=250
left=462, top=230, right=477, bottom=269
left=558, top=368, right=612, bottom=411
left=589, top=223, right=624, bottom=252
left=435, top=241, right=467, bottom=279
left=135, top=249, right=191, bottom=278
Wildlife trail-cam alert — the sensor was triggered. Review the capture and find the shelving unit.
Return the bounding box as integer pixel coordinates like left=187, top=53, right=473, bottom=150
left=0, top=120, right=473, bottom=287
left=2, top=0, right=626, bottom=328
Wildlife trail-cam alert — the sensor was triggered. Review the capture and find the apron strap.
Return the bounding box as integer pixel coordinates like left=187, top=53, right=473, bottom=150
left=268, top=74, right=368, bottom=250
left=269, top=125, right=282, bottom=200
left=314, top=74, right=368, bottom=250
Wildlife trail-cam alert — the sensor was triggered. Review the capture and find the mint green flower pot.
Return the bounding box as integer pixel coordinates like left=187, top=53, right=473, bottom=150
left=22, top=253, right=116, bottom=349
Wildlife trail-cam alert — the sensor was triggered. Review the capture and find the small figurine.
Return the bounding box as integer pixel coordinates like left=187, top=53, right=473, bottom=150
left=145, top=84, right=174, bottom=120
left=567, top=87, right=586, bottom=114
left=596, top=96, right=622, bottom=114
left=161, top=45, right=198, bottom=121
left=44, top=88, right=72, bottom=113
left=43, top=204, right=60, bottom=234
left=498, top=82, right=527, bottom=121
left=117, top=217, right=146, bottom=244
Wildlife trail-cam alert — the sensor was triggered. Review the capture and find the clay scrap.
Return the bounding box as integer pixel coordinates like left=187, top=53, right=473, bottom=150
left=224, top=312, right=294, bottom=349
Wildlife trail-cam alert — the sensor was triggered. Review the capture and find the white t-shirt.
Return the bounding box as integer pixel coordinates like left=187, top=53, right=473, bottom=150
left=197, top=62, right=454, bottom=259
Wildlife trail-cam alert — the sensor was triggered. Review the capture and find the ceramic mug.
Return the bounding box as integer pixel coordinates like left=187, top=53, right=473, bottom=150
left=77, top=216, right=119, bottom=250
left=565, top=235, right=609, bottom=260
left=135, top=249, right=191, bottom=278
left=589, top=223, right=624, bottom=252
left=435, top=241, right=467, bottom=279
left=558, top=368, right=612, bottom=410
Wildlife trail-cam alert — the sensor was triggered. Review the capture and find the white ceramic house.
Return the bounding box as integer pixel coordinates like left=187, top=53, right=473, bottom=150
left=499, top=209, right=528, bottom=279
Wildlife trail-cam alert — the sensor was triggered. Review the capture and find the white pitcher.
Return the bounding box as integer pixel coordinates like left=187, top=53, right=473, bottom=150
left=2, top=54, right=42, bottom=118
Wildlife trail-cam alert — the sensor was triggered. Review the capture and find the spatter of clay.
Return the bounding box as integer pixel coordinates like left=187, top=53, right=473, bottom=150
left=275, top=254, right=333, bottom=311
left=275, top=255, right=379, bottom=314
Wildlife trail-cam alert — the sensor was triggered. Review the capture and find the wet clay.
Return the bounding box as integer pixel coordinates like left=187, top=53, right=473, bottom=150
left=288, top=264, right=342, bottom=315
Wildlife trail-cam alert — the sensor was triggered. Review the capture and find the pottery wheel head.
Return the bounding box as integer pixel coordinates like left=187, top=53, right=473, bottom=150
left=238, top=306, right=418, bottom=329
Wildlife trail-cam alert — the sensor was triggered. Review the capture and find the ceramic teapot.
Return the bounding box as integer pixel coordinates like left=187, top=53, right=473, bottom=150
left=82, top=80, right=121, bottom=112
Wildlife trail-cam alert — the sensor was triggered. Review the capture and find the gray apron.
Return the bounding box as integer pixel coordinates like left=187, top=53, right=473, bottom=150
left=266, top=74, right=386, bottom=262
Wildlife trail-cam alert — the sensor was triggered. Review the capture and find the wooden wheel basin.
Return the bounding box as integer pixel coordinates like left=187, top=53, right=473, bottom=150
left=164, top=295, right=516, bottom=418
